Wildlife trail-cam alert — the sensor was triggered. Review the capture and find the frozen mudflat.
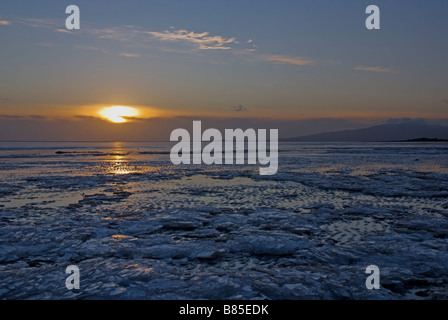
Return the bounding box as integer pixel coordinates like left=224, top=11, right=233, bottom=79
left=0, top=141, right=447, bottom=299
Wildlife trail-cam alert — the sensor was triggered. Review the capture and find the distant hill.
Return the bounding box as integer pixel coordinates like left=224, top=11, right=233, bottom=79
left=282, top=123, right=448, bottom=142
left=403, top=137, right=448, bottom=142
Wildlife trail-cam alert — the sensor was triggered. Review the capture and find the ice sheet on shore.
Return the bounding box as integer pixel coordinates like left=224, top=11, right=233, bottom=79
left=0, top=142, right=447, bottom=299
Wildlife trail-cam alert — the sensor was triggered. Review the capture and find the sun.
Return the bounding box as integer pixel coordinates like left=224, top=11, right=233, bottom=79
left=98, top=106, right=140, bottom=123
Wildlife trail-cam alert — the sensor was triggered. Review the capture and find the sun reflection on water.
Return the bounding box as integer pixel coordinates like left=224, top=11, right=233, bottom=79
left=108, top=153, right=133, bottom=175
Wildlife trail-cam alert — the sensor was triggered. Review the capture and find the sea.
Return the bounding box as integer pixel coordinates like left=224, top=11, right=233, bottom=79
left=0, top=141, right=447, bottom=299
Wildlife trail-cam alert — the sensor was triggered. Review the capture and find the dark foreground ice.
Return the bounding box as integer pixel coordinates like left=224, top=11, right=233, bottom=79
left=0, top=142, right=447, bottom=299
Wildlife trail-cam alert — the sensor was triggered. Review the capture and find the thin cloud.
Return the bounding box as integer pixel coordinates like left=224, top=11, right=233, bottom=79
left=233, top=105, right=248, bottom=112
left=14, top=18, right=58, bottom=29
left=88, top=26, right=138, bottom=42
left=11, top=18, right=136, bottom=42
left=142, top=29, right=236, bottom=50
left=0, top=20, right=11, bottom=26
left=7, top=19, right=236, bottom=52
left=442, top=99, right=448, bottom=105
left=118, top=52, right=140, bottom=58
left=263, top=55, right=314, bottom=66
left=355, top=66, right=395, bottom=73
left=0, top=114, right=45, bottom=120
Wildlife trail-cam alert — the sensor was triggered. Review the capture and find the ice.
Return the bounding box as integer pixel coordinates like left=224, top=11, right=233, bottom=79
left=230, top=234, right=311, bottom=256
left=160, top=217, right=203, bottom=231
left=0, top=142, right=447, bottom=299
left=141, top=244, right=186, bottom=259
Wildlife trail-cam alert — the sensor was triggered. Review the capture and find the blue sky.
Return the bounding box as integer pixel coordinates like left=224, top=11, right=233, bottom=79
left=0, top=0, right=447, bottom=139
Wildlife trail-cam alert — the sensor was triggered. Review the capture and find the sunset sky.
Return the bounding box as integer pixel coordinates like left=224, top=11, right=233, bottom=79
left=1, top=0, right=447, bottom=140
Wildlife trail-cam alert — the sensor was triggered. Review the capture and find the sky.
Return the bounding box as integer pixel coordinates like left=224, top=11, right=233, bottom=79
left=0, top=0, right=447, bottom=140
